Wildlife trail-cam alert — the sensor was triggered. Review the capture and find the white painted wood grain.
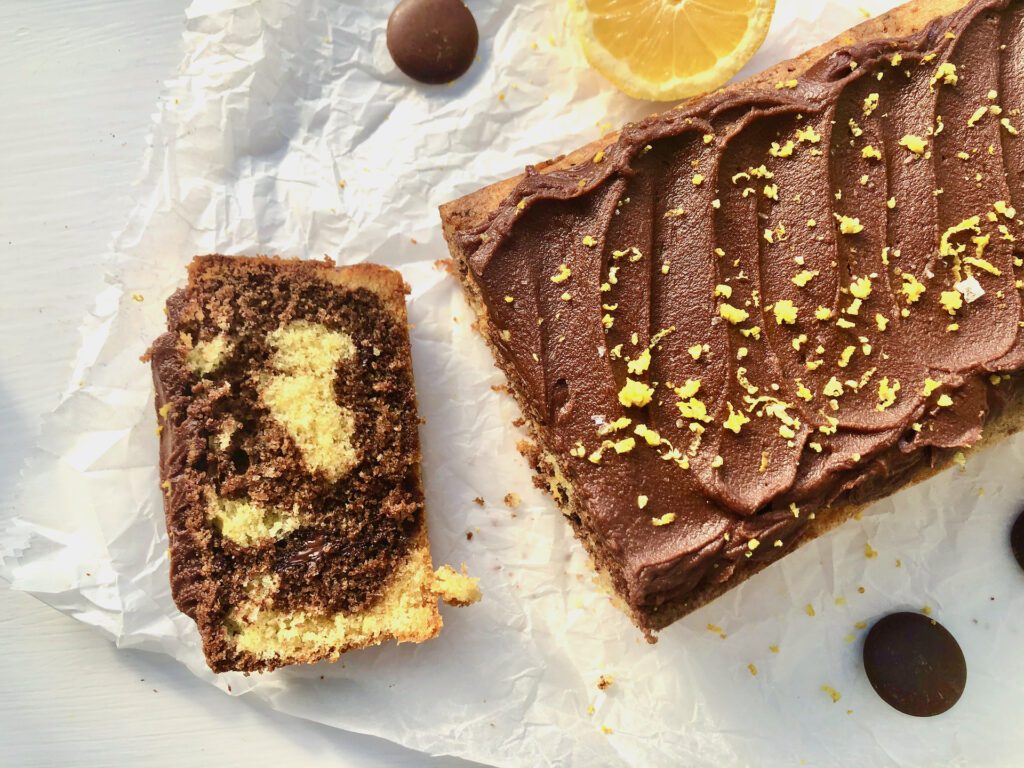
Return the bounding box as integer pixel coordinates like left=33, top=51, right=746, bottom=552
left=0, top=2, right=474, bottom=765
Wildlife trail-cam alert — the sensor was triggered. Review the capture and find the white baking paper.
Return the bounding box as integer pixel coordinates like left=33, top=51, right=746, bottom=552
left=4, top=0, right=1024, bottom=765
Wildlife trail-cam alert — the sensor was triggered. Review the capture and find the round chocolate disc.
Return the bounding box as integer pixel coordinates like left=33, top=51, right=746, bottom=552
left=1012, top=511, right=1024, bottom=571
left=863, top=612, right=966, bottom=717
left=386, top=0, right=479, bottom=85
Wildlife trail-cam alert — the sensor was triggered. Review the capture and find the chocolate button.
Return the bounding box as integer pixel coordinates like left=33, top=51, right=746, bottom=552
left=386, top=0, right=478, bottom=85
left=1012, top=511, right=1024, bottom=571
left=863, top=612, right=966, bottom=717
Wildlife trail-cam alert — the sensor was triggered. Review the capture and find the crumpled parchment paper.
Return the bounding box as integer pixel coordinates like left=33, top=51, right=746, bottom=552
left=4, top=0, right=1024, bottom=765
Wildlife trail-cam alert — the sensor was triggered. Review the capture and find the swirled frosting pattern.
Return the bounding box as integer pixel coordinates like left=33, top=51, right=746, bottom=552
left=459, top=0, right=1024, bottom=622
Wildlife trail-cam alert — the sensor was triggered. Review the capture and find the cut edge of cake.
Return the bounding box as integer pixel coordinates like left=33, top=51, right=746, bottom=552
left=439, top=0, right=1024, bottom=636
left=227, top=525, right=467, bottom=666
left=148, top=255, right=480, bottom=673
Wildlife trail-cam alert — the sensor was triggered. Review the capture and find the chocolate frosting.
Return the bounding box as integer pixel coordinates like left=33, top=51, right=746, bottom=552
left=458, top=0, right=1024, bottom=619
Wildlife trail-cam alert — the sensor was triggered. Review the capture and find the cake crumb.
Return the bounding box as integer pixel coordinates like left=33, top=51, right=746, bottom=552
left=597, top=674, right=614, bottom=690
left=473, top=497, right=485, bottom=506
left=821, top=685, right=842, bottom=703
left=706, top=623, right=727, bottom=639
left=433, top=565, right=482, bottom=607
left=504, top=492, right=521, bottom=509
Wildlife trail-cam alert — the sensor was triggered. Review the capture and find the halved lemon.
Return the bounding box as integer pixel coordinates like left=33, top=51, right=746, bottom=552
left=572, top=0, right=776, bottom=102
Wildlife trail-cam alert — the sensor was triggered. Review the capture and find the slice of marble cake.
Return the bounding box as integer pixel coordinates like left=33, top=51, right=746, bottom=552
left=148, top=255, right=478, bottom=673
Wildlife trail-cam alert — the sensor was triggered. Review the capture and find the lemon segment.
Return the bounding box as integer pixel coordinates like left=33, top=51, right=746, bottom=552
left=573, top=0, right=777, bottom=102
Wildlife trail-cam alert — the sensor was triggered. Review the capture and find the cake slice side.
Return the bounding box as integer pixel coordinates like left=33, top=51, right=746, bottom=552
left=149, top=256, right=478, bottom=672
left=441, top=0, right=1024, bottom=635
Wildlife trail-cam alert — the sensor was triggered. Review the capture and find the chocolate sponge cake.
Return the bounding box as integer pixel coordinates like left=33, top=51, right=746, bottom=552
left=442, top=0, right=1024, bottom=636
left=148, top=255, right=479, bottom=673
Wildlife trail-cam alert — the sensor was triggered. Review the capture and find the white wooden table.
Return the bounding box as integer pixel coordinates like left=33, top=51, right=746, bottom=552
left=0, top=1, right=471, bottom=764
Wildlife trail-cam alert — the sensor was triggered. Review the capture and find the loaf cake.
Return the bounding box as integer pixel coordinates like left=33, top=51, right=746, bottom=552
left=147, top=255, right=479, bottom=673
left=441, top=0, right=1024, bottom=636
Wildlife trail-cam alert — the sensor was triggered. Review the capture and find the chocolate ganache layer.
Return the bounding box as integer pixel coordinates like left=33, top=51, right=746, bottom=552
left=456, top=0, right=1024, bottom=629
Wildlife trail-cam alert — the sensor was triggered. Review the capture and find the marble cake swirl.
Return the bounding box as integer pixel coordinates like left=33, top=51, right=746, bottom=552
left=457, top=0, right=1024, bottom=631
left=150, top=257, right=429, bottom=671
